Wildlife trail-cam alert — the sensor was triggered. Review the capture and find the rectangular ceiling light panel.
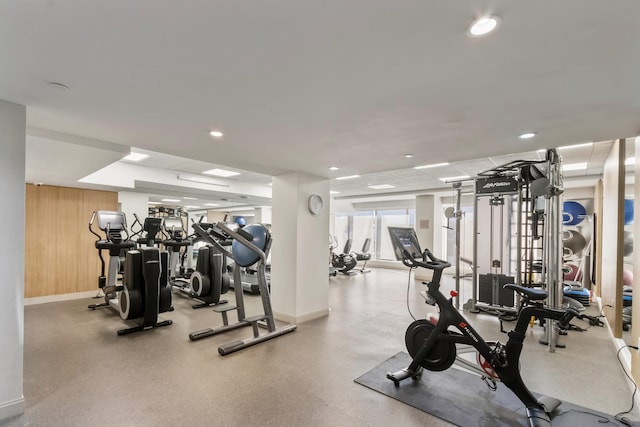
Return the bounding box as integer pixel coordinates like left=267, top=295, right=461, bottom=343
left=202, top=168, right=241, bottom=177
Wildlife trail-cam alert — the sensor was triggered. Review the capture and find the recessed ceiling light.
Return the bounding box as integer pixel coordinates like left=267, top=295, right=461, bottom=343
left=161, top=198, right=181, bottom=203
left=438, top=175, right=470, bottom=182
left=404, top=154, right=413, bottom=158
left=414, top=162, right=450, bottom=170
left=558, top=142, right=593, bottom=150
left=519, top=132, right=537, bottom=140
left=562, top=162, right=588, bottom=171
left=209, top=130, right=224, bottom=138
left=148, top=202, right=162, bottom=205
left=467, top=15, right=500, bottom=37
left=184, top=205, right=200, bottom=209
left=122, top=152, right=149, bottom=162
left=202, top=168, right=240, bottom=177
left=625, top=157, right=635, bottom=166
left=204, top=203, right=220, bottom=207
left=329, top=166, right=339, bottom=171
left=335, top=175, right=361, bottom=180
left=368, top=184, right=396, bottom=190
left=330, top=190, right=340, bottom=195
left=183, top=197, right=197, bottom=200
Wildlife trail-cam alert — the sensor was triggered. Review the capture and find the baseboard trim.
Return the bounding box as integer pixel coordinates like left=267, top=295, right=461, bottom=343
left=25, top=290, right=96, bottom=306
left=274, top=308, right=330, bottom=324
left=0, top=396, right=25, bottom=422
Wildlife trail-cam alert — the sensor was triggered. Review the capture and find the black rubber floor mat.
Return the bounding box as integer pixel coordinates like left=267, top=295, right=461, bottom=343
left=355, top=352, right=635, bottom=427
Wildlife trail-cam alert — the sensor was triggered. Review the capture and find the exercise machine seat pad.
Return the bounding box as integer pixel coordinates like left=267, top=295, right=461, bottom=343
left=232, top=224, right=269, bottom=268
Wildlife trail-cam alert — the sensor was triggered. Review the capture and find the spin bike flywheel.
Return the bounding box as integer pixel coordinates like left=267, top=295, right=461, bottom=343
left=405, top=320, right=456, bottom=372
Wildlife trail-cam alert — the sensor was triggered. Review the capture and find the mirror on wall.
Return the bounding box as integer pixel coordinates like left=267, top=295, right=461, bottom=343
left=623, top=141, right=635, bottom=338
left=561, top=198, right=594, bottom=310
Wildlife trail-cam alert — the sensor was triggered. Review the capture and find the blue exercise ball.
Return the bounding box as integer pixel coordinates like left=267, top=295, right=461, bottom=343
left=234, top=216, right=247, bottom=227
left=563, top=201, right=586, bottom=226
left=624, top=199, right=634, bottom=225
left=232, top=223, right=269, bottom=267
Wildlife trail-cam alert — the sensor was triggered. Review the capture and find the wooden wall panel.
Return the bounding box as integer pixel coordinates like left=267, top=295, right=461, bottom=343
left=633, top=137, right=640, bottom=384
left=25, top=185, right=118, bottom=298
left=600, top=139, right=625, bottom=337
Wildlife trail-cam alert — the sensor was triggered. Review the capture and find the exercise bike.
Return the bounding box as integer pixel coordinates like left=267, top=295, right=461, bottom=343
left=386, top=226, right=579, bottom=427
left=330, top=236, right=358, bottom=275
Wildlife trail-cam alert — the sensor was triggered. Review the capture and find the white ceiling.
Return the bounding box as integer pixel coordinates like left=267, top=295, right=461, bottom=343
left=4, top=1, right=640, bottom=208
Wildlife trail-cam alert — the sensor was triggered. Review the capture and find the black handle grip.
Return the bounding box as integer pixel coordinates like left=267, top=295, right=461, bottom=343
left=237, top=227, right=254, bottom=242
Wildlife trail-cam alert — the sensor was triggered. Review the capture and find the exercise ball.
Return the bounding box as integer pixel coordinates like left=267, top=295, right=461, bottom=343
left=624, top=230, right=634, bottom=256
left=563, top=230, right=587, bottom=257
left=623, top=269, right=634, bottom=287
left=562, top=201, right=586, bottom=226
left=624, top=199, right=634, bottom=225
left=234, top=216, right=247, bottom=227
left=562, top=263, right=580, bottom=281
left=232, top=223, right=269, bottom=267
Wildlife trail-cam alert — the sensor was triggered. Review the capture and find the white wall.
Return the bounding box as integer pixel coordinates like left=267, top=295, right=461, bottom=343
left=0, top=100, right=26, bottom=420
left=118, top=191, right=149, bottom=234
left=271, top=172, right=329, bottom=322
left=254, top=206, right=272, bottom=224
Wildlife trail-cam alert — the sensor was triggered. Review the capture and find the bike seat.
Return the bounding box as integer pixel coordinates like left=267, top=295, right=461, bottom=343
left=504, top=284, right=548, bottom=301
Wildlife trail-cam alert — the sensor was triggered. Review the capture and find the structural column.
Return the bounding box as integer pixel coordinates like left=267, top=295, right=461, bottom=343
left=415, top=194, right=443, bottom=280
left=118, top=191, right=149, bottom=229
left=270, top=172, right=330, bottom=323
left=0, top=99, right=26, bottom=420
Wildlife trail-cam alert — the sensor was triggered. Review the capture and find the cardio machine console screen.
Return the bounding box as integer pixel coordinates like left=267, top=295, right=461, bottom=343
left=97, top=211, right=126, bottom=231
left=388, top=227, right=422, bottom=261
left=163, top=217, right=182, bottom=230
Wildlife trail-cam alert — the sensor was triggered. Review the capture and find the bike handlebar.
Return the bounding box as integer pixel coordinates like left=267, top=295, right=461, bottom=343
left=400, top=247, right=451, bottom=271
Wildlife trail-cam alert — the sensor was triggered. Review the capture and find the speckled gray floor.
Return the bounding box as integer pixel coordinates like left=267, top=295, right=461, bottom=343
left=2, top=268, right=637, bottom=426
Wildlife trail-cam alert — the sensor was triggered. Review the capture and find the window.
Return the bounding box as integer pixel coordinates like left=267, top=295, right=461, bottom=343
left=376, top=209, right=415, bottom=260
left=332, top=208, right=415, bottom=261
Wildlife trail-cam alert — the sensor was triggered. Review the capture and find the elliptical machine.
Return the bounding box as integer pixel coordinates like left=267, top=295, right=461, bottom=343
left=130, top=213, right=164, bottom=247
left=88, top=210, right=173, bottom=335
left=88, top=210, right=136, bottom=308
left=162, top=216, right=193, bottom=286
left=118, top=247, right=173, bottom=335
left=386, top=226, right=580, bottom=427
left=175, top=221, right=231, bottom=309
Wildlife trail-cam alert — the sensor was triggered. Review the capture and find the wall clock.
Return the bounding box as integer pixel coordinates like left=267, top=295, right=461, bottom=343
left=308, top=194, right=324, bottom=215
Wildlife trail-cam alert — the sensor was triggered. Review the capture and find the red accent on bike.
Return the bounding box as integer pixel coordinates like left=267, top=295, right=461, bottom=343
left=459, top=322, right=467, bottom=328
left=450, top=290, right=459, bottom=297
left=477, top=354, right=499, bottom=379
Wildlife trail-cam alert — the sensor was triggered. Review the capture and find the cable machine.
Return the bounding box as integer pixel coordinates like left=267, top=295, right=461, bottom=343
left=472, top=171, right=521, bottom=314
left=470, top=150, right=563, bottom=334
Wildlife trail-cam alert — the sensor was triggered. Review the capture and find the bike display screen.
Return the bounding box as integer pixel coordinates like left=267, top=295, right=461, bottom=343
left=388, top=227, right=422, bottom=261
